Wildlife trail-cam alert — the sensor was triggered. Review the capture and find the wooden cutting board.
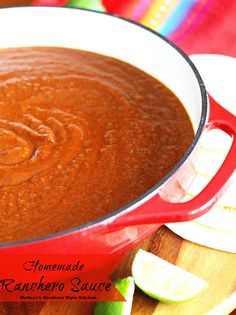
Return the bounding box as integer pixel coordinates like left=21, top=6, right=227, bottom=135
left=1, top=226, right=235, bottom=315
left=118, top=226, right=236, bottom=315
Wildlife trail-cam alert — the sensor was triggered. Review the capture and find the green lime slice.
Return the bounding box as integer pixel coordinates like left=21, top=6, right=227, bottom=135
left=132, top=249, right=208, bottom=303
left=67, top=0, right=105, bottom=11
left=94, top=277, right=135, bottom=315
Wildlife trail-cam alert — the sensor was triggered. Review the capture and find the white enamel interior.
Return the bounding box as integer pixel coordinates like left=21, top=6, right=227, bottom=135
left=0, top=6, right=204, bottom=132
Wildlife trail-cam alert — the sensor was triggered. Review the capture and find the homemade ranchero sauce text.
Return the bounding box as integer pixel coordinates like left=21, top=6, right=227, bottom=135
left=0, top=47, right=194, bottom=242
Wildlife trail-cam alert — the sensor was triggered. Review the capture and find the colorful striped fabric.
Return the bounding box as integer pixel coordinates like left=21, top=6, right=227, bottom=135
left=102, top=0, right=236, bottom=57
left=103, top=0, right=209, bottom=37
left=140, top=0, right=197, bottom=36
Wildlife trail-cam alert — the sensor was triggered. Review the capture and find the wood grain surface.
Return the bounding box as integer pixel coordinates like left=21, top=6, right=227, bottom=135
left=0, top=226, right=235, bottom=315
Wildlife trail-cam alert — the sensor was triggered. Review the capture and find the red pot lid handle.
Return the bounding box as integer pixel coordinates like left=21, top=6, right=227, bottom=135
left=110, top=97, right=236, bottom=228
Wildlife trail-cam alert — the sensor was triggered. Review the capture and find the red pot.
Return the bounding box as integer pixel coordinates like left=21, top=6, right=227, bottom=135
left=0, top=7, right=235, bottom=268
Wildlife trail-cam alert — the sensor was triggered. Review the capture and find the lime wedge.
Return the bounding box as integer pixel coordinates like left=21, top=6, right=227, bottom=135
left=132, top=249, right=208, bottom=303
left=67, top=0, right=105, bottom=11
left=94, top=277, right=135, bottom=315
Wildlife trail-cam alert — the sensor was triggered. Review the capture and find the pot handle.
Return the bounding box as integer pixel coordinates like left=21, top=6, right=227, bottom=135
left=110, top=95, right=236, bottom=227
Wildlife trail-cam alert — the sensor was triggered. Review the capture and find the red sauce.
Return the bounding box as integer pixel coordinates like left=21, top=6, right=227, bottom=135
left=0, top=47, right=194, bottom=242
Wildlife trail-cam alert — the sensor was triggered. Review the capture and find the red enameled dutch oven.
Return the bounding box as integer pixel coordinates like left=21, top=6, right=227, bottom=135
left=0, top=7, right=235, bottom=267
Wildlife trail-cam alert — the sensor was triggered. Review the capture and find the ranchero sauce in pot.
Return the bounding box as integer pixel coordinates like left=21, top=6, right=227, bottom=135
left=0, top=47, right=194, bottom=242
